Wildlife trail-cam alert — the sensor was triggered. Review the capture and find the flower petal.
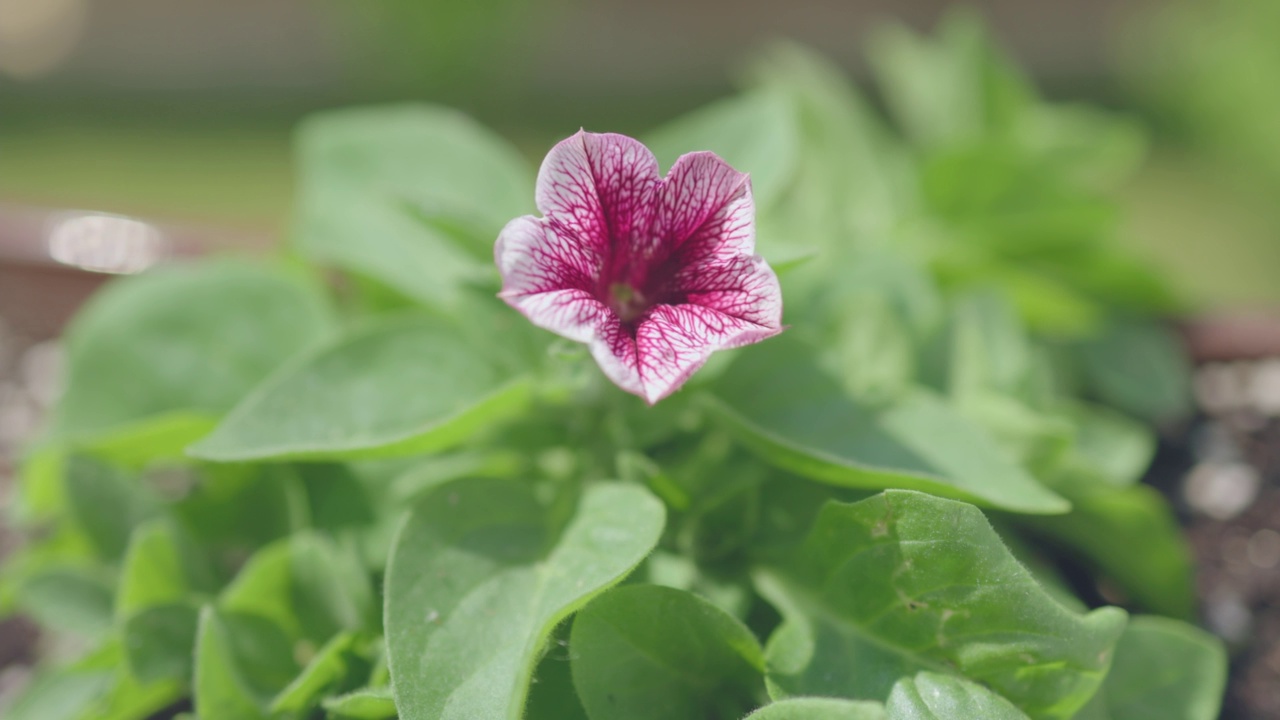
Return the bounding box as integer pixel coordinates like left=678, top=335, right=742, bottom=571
left=679, top=254, right=784, bottom=330
left=496, top=216, right=597, bottom=297
left=502, top=287, right=645, bottom=398
left=655, top=151, right=754, bottom=265
left=535, top=131, right=660, bottom=264
left=633, top=304, right=783, bottom=404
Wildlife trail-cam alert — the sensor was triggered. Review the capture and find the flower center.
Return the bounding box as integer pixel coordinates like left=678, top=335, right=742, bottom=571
left=609, top=282, right=648, bottom=324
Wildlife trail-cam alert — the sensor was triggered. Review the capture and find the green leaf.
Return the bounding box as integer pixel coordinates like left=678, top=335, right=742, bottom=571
left=218, top=541, right=300, bottom=638
left=1065, top=404, right=1155, bottom=487
left=1025, top=479, right=1193, bottom=619
left=117, top=519, right=214, bottom=618
left=65, top=455, right=160, bottom=560
left=7, top=642, right=181, bottom=720
left=1076, top=319, right=1191, bottom=423
left=385, top=480, right=665, bottom=720
left=645, top=87, right=799, bottom=209
left=53, top=260, right=333, bottom=441
left=122, top=603, right=200, bottom=683
left=77, top=412, right=220, bottom=470
left=1072, top=617, right=1226, bottom=720
left=270, top=631, right=373, bottom=715
left=758, top=490, right=1125, bottom=719
left=569, top=584, right=765, bottom=720
left=188, top=315, right=531, bottom=462
left=887, top=672, right=1030, bottom=719
left=288, top=532, right=378, bottom=642
left=194, top=606, right=300, bottom=720
left=746, top=698, right=888, bottom=720
left=15, top=567, right=114, bottom=640
left=710, top=336, right=1068, bottom=514
left=323, top=687, right=398, bottom=720
left=294, top=104, right=533, bottom=307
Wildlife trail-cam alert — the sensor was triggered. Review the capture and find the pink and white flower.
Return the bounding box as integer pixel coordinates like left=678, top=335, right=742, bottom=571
left=496, top=131, right=783, bottom=404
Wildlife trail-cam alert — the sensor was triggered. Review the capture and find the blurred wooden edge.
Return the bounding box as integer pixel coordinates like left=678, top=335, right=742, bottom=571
left=0, top=203, right=270, bottom=339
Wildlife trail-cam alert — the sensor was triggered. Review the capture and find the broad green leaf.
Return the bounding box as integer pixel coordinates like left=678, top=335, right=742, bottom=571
left=294, top=104, right=533, bottom=307
left=385, top=480, right=665, bottom=720
left=270, top=631, right=373, bottom=715
left=122, top=603, right=200, bottom=683
left=1072, top=617, right=1226, bottom=720
left=758, top=490, right=1125, bottom=719
left=1025, top=479, right=1193, bottom=619
left=645, top=87, right=799, bottom=209
left=887, top=672, right=1029, bottom=719
left=53, top=260, right=333, bottom=441
left=324, top=687, right=398, bottom=720
left=64, top=455, right=159, bottom=560
left=569, top=584, right=765, bottom=720
left=746, top=698, right=888, bottom=720
left=710, top=336, right=1068, bottom=514
left=194, top=606, right=299, bottom=720
left=15, top=567, right=114, bottom=640
left=1076, top=319, right=1191, bottom=423
left=188, top=315, right=531, bottom=462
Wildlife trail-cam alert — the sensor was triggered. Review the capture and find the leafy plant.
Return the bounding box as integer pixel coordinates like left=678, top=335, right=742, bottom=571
left=2, top=13, right=1222, bottom=720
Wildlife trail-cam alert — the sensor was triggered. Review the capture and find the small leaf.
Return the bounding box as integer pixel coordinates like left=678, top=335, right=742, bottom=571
left=16, top=568, right=114, bottom=640
left=64, top=455, right=160, bottom=560
left=570, top=584, right=765, bottom=720
left=385, top=480, right=665, bottom=720
left=710, top=336, right=1068, bottom=514
left=117, top=519, right=214, bottom=618
left=188, top=315, right=530, bottom=462
left=1076, top=319, right=1191, bottom=423
left=289, top=532, right=378, bottom=642
left=122, top=603, right=200, bottom=683
left=745, top=698, right=888, bottom=720
left=758, top=490, right=1125, bottom=719
left=1025, top=479, right=1193, bottom=619
left=323, top=687, right=398, bottom=720
left=53, top=260, right=333, bottom=441
left=193, top=606, right=299, bottom=720
left=887, top=672, right=1030, bottom=719
left=1072, top=616, right=1226, bottom=720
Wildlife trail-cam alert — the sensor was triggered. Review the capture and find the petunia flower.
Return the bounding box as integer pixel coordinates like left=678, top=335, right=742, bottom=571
left=495, top=130, right=783, bottom=404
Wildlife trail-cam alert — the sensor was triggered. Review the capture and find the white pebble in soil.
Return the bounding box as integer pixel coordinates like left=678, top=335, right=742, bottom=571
left=1251, top=358, right=1280, bottom=417
left=1247, top=529, right=1280, bottom=570
left=1195, top=362, right=1252, bottom=415
left=1206, top=588, right=1253, bottom=644
left=1183, top=461, right=1261, bottom=520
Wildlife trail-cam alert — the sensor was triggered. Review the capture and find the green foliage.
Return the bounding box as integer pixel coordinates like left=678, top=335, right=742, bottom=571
left=569, top=584, right=765, bottom=720
left=1, top=11, right=1223, bottom=720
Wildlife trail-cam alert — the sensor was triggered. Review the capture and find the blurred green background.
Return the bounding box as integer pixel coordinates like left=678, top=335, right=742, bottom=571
left=1, top=0, right=1277, bottom=308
